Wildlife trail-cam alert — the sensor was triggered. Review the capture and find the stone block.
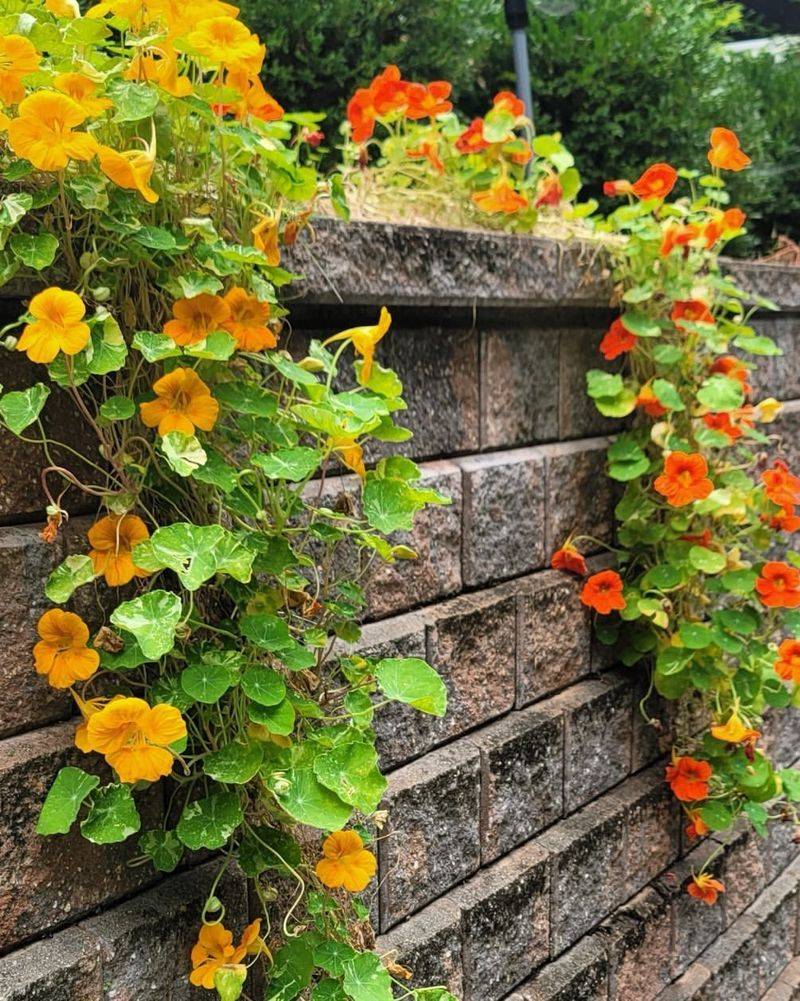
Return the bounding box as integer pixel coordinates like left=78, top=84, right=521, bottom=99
left=539, top=673, right=633, bottom=813
left=542, top=437, right=615, bottom=553
left=558, top=326, right=624, bottom=440
left=0, top=925, right=101, bottom=1001
left=379, top=739, right=481, bottom=929
left=694, top=914, right=761, bottom=1000
left=376, top=898, right=463, bottom=997
left=456, top=448, right=546, bottom=586
left=510, top=935, right=609, bottom=1001
left=603, top=887, right=672, bottom=1000
left=612, top=764, right=680, bottom=896
left=762, top=706, right=800, bottom=770
left=535, top=795, right=626, bottom=954
left=751, top=317, right=800, bottom=401
left=452, top=841, right=550, bottom=1001
left=471, top=705, right=563, bottom=863
left=749, top=864, right=800, bottom=992
left=0, top=722, right=162, bottom=951
left=479, top=326, right=559, bottom=448
left=711, top=822, right=767, bottom=921
left=514, top=570, right=591, bottom=708
left=763, top=958, right=800, bottom=1001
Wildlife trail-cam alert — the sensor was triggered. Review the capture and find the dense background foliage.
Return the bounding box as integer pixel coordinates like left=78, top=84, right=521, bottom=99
left=241, top=0, right=800, bottom=254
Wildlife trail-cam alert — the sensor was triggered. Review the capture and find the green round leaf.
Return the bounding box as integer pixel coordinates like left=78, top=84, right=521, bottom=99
left=176, top=791, right=244, bottom=850
left=80, top=784, right=141, bottom=844
left=241, top=666, right=286, bottom=706
left=203, top=741, right=264, bottom=784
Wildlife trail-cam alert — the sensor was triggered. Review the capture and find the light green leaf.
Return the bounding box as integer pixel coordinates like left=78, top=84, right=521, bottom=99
left=204, top=742, right=264, bottom=784
left=342, top=952, right=393, bottom=1001
left=239, top=613, right=292, bottom=651
left=109, top=79, right=159, bottom=121
left=176, top=791, right=244, bottom=850
left=241, top=666, right=286, bottom=706
left=139, top=829, right=183, bottom=872
left=0, top=383, right=49, bottom=434
left=273, top=768, right=352, bottom=830
left=689, top=546, right=727, bottom=574
left=132, top=329, right=182, bottom=362
left=697, top=375, right=744, bottom=412
left=248, top=697, right=296, bottom=735
left=36, top=767, right=100, bottom=835
left=80, top=784, right=140, bottom=844
left=110, top=589, right=182, bottom=660
left=135, top=522, right=254, bottom=591
left=214, top=381, right=276, bottom=416
left=181, top=661, right=236, bottom=704
left=99, top=395, right=136, bottom=421
left=252, top=447, right=321, bottom=481
left=184, top=330, right=237, bottom=360
left=375, top=658, right=447, bottom=716
left=160, top=432, right=207, bottom=477
left=9, top=232, right=58, bottom=270
left=652, top=378, right=685, bottom=412
left=313, top=741, right=387, bottom=814
left=44, top=554, right=96, bottom=603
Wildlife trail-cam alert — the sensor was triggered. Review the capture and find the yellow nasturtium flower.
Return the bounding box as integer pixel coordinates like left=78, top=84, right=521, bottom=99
left=328, top=435, right=366, bottom=479
left=139, top=367, right=220, bottom=436
left=190, top=919, right=266, bottom=990
left=85, top=696, right=187, bottom=784
left=45, top=0, right=80, bottom=16
left=53, top=72, right=112, bottom=117
left=33, top=610, right=100, bottom=689
left=325, top=306, right=392, bottom=385
left=710, top=712, right=760, bottom=744
left=252, top=215, right=280, bottom=267
left=98, top=129, right=159, bottom=203
left=315, top=830, right=377, bottom=892
left=124, top=48, right=192, bottom=98
left=87, top=513, right=151, bottom=586
left=755, top=397, right=782, bottom=424
left=186, top=16, right=265, bottom=76
left=7, top=91, right=99, bottom=171
left=17, top=287, right=91, bottom=363
left=0, top=34, right=40, bottom=105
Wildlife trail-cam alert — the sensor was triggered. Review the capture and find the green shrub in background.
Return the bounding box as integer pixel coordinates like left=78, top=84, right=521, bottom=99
left=241, top=0, right=799, bottom=253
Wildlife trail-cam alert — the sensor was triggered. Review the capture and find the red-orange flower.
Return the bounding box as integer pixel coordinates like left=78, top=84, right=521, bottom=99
left=472, top=180, right=528, bottom=215
left=680, top=528, right=713, bottom=548
left=164, top=293, right=230, bottom=347
left=580, top=570, right=626, bottom=614
left=762, top=460, right=800, bottom=510
left=551, top=542, right=587, bottom=576
left=455, top=118, right=489, bottom=154
left=493, top=90, right=525, bottom=117
left=636, top=384, right=667, bottom=418
left=710, top=355, right=752, bottom=396
left=599, top=317, right=637, bottom=360
left=702, top=409, right=753, bottom=442
left=407, top=141, right=444, bottom=174
left=704, top=207, right=747, bottom=247
left=671, top=299, right=714, bottom=330
left=221, top=287, right=276, bottom=351
left=603, top=178, right=633, bottom=197
left=708, top=127, right=750, bottom=172
left=630, top=163, right=677, bottom=201
left=756, top=561, right=800, bottom=609
left=660, top=223, right=702, bottom=257
left=666, top=756, right=712, bottom=802
left=535, top=175, right=563, bottom=208
left=684, top=810, right=710, bottom=841
left=687, top=873, right=725, bottom=906
left=654, top=452, right=714, bottom=507
left=347, top=65, right=409, bottom=143
left=770, top=506, right=800, bottom=533
left=405, top=80, right=452, bottom=120
left=775, top=639, right=800, bottom=684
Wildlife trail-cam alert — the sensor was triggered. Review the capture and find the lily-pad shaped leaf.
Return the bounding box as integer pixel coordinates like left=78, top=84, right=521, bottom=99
left=45, top=554, right=96, bottom=603
left=176, top=791, right=244, bottom=850
left=215, top=381, right=276, bottom=416
left=0, top=383, right=49, bottom=434
left=135, top=522, right=254, bottom=591
left=313, top=740, right=387, bottom=814
left=110, top=589, right=182, bottom=660
left=272, top=768, right=352, bottom=831
left=239, top=613, right=292, bottom=651
left=161, top=432, right=207, bottom=477
left=80, top=783, right=141, bottom=844
left=99, top=395, right=136, bottom=421
left=203, top=741, right=264, bottom=784
left=341, top=952, right=393, bottom=1001
left=375, top=658, right=447, bottom=716
left=689, top=546, right=727, bottom=574
left=36, top=766, right=100, bottom=835
left=697, top=375, right=744, bottom=412
left=181, top=661, right=236, bottom=704
left=139, top=829, right=184, bottom=872
left=132, top=329, right=182, bottom=362
left=248, top=697, right=296, bottom=735
left=252, top=446, right=321, bottom=481
left=9, top=231, right=58, bottom=270
left=241, top=666, right=286, bottom=706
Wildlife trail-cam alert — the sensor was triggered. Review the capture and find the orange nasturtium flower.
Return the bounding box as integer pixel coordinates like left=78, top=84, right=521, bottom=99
left=85, top=696, right=187, bottom=784
left=671, top=299, right=714, bottom=330
left=190, top=919, right=266, bottom=989
left=535, top=175, right=563, bottom=208
left=769, top=505, right=800, bottom=534
left=550, top=541, right=587, bottom=576
left=186, top=16, right=265, bottom=75
left=252, top=215, right=280, bottom=267
left=0, top=34, right=40, bottom=105
left=455, top=118, right=490, bottom=154
left=347, top=65, right=410, bottom=143
left=7, top=91, right=99, bottom=171
left=222, top=70, right=284, bottom=122
left=580, top=570, right=626, bottom=615
left=329, top=436, right=366, bottom=479
left=709, top=355, right=752, bottom=396
left=139, top=367, right=219, bottom=437
left=87, top=513, right=151, bottom=586
left=33, top=610, right=99, bottom=689
left=666, top=755, right=712, bottom=802
left=636, top=385, right=667, bottom=419
left=74, top=692, right=114, bottom=751
left=16, top=286, right=91, bottom=364
left=659, top=222, right=701, bottom=257
left=756, top=561, right=800, bottom=609
left=762, top=460, right=800, bottom=510
left=45, top=0, right=80, bottom=16
left=407, top=141, right=445, bottom=175
left=221, top=287, right=276, bottom=351
left=315, top=830, right=377, bottom=892
left=630, top=162, right=677, bottom=201
left=707, top=127, right=750, bottom=172
left=404, top=80, right=452, bottom=120
left=687, top=872, right=725, bottom=906
left=710, top=712, right=760, bottom=744
left=775, top=639, right=800, bottom=684
left=325, top=306, right=392, bottom=385
left=702, top=410, right=753, bottom=443
left=654, top=452, right=714, bottom=507
left=53, top=73, right=112, bottom=117
left=124, top=49, right=193, bottom=99
left=684, top=809, right=710, bottom=841
left=599, top=317, right=637, bottom=360
left=164, top=293, right=231, bottom=347
left=97, top=140, right=158, bottom=203
left=492, top=89, right=525, bottom=117
left=603, top=178, right=633, bottom=197
left=472, top=180, right=528, bottom=215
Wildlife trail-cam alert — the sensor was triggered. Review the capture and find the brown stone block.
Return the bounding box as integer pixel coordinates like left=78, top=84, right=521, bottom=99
left=510, top=934, right=609, bottom=1001
left=376, top=898, right=463, bottom=997
left=558, top=327, right=625, bottom=441
left=603, top=887, right=672, bottom=1001
left=0, top=924, right=102, bottom=1001
left=542, top=437, right=615, bottom=553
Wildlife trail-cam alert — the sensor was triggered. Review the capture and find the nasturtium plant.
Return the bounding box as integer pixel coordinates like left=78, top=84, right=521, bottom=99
left=1, top=3, right=452, bottom=999
left=552, top=134, right=800, bottom=908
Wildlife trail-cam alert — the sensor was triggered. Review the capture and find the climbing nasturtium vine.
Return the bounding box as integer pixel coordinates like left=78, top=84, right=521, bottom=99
left=0, top=3, right=455, bottom=999
left=552, top=133, right=800, bottom=906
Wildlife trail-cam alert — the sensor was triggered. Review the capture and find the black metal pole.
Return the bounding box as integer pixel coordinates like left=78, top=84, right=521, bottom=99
left=504, top=0, right=535, bottom=130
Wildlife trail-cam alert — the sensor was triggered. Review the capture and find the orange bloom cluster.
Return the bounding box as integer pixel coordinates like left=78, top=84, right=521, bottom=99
left=604, top=162, right=677, bottom=201
left=190, top=919, right=266, bottom=989
left=671, top=299, right=714, bottom=330
left=710, top=355, right=751, bottom=396
left=454, top=90, right=527, bottom=157
left=660, top=208, right=746, bottom=257
left=599, top=317, right=637, bottom=360
left=666, top=756, right=711, bottom=802
left=775, top=639, right=800, bottom=684
left=83, top=696, right=186, bottom=784
left=347, top=65, right=452, bottom=143
left=654, top=452, right=714, bottom=507
left=762, top=460, right=800, bottom=510
left=315, top=830, right=377, bottom=892
left=756, top=562, right=800, bottom=609
left=636, top=385, right=667, bottom=419
left=580, top=570, right=626, bottom=614
left=707, top=127, right=750, bottom=172
left=472, top=180, right=528, bottom=215
left=702, top=407, right=754, bottom=443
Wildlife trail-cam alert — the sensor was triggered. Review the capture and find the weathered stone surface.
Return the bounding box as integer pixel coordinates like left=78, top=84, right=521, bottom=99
left=542, top=437, right=615, bottom=552
left=471, top=705, right=563, bottom=863
left=379, top=739, right=481, bottom=929
left=423, top=588, right=517, bottom=746
left=558, top=327, right=624, bottom=440
left=456, top=447, right=546, bottom=586
left=762, top=957, right=800, bottom=1001
left=514, top=569, right=592, bottom=707
left=535, top=795, right=626, bottom=954
left=762, top=705, right=800, bottom=770
left=376, top=899, right=463, bottom=997
left=0, top=924, right=102, bottom=1001
left=451, top=841, right=550, bottom=1001
left=612, top=765, right=680, bottom=896
left=0, top=722, right=161, bottom=951
left=539, top=673, right=633, bottom=813
left=749, top=862, right=800, bottom=991
left=603, top=887, right=673, bottom=1000
left=711, top=821, right=767, bottom=921
left=752, top=317, right=800, bottom=402
left=510, top=935, right=609, bottom=1001
left=480, top=326, right=559, bottom=448
left=694, top=915, right=761, bottom=1000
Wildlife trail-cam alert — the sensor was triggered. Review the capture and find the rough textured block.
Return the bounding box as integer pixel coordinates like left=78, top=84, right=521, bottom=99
left=558, top=326, right=624, bottom=440
left=422, top=588, right=517, bottom=747
left=379, top=739, right=481, bottom=929
left=763, top=957, right=800, bottom=1000
left=694, top=915, right=761, bottom=1000
left=456, top=448, right=546, bottom=586
left=612, top=766, right=680, bottom=896
left=0, top=722, right=161, bottom=951
left=711, top=822, right=767, bottom=921
left=376, top=898, right=463, bottom=997
left=510, top=935, right=609, bottom=1001
left=514, top=570, right=591, bottom=707
left=471, top=705, right=563, bottom=863
left=452, top=841, right=550, bottom=1001
left=762, top=706, right=800, bottom=770
left=536, top=795, right=626, bottom=954
left=0, top=925, right=101, bottom=1001
left=749, top=865, right=799, bottom=991
left=479, top=326, right=559, bottom=448
left=540, top=673, right=633, bottom=813
left=603, top=887, right=673, bottom=1000
left=542, top=437, right=615, bottom=553
left=751, top=317, right=800, bottom=401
